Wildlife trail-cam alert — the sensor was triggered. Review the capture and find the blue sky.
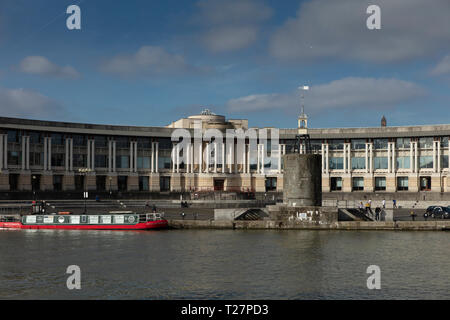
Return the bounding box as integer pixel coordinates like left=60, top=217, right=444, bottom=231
left=1, top=0, right=450, bottom=129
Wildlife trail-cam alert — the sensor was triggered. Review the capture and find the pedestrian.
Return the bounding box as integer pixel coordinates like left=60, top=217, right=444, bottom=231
left=181, top=212, right=185, bottom=220
left=424, top=212, right=428, bottom=221
left=393, top=199, right=397, bottom=208
left=410, top=211, right=416, bottom=221
left=152, top=204, right=156, bottom=213
left=365, top=201, right=370, bottom=214
left=368, top=200, right=373, bottom=215
left=359, top=202, right=363, bottom=212
left=375, top=207, right=380, bottom=221
left=382, top=199, right=386, bottom=209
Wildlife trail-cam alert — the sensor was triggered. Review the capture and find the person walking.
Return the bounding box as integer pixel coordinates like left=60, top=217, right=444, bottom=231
left=382, top=199, right=386, bottom=209
left=181, top=212, right=185, bottom=220
left=375, top=207, right=380, bottom=221
left=368, top=199, right=373, bottom=215
left=359, top=202, right=363, bottom=212
left=393, top=199, right=397, bottom=208
left=410, top=211, right=416, bottom=221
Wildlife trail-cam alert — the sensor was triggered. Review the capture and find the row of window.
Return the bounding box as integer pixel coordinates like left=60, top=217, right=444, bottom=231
left=328, top=156, right=449, bottom=170
left=330, top=176, right=430, bottom=191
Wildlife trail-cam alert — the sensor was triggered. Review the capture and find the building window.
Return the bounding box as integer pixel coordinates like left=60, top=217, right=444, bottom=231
left=419, top=137, right=433, bottom=149
left=351, top=139, right=366, bottom=150
left=96, top=176, right=106, bottom=191
left=375, top=177, right=386, bottom=191
left=137, top=138, right=151, bottom=149
left=74, top=175, right=84, bottom=191
left=373, top=139, right=388, bottom=149
left=265, top=177, right=277, bottom=191
left=374, top=157, right=388, bottom=169
left=396, top=138, right=411, bottom=149
left=137, top=157, right=151, bottom=169
left=30, top=152, right=43, bottom=166
left=328, top=140, right=344, bottom=150
left=329, top=157, right=343, bottom=170
left=442, top=155, right=449, bottom=168
left=139, top=176, right=149, bottom=191
left=73, top=154, right=87, bottom=167
left=51, top=133, right=64, bottom=145
left=95, top=155, right=107, bottom=168
left=8, top=151, right=20, bottom=165
left=419, top=156, right=433, bottom=169
left=53, top=175, right=63, bottom=191
left=420, top=176, right=431, bottom=191
left=116, top=156, right=129, bottom=169
left=310, top=140, right=322, bottom=152
left=7, top=130, right=20, bottom=143
left=397, top=177, right=408, bottom=191
left=158, top=156, right=171, bottom=170
left=116, top=137, right=130, bottom=149
left=396, top=156, right=410, bottom=169
left=52, top=153, right=65, bottom=167
left=352, top=177, right=364, bottom=191
left=29, top=132, right=43, bottom=144
left=94, top=136, right=107, bottom=148
left=160, top=176, right=170, bottom=191
left=330, top=177, right=342, bottom=191
left=441, top=137, right=449, bottom=148
left=351, top=157, right=366, bottom=170
left=73, top=135, right=87, bottom=147
left=118, top=176, right=127, bottom=191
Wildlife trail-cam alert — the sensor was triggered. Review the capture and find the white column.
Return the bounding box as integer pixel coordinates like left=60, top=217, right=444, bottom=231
left=214, top=142, right=217, bottom=173
left=433, top=141, right=437, bottom=172
left=414, top=141, right=418, bottom=173
left=410, top=142, right=413, bottom=173
left=21, top=136, right=26, bottom=170
left=44, top=137, right=48, bottom=171
left=69, top=138, right=73, bottom=171
left=257, top=144, right=260, bottom=174
left=388, top=143, right=391, bottom=173
left=199, top=143, right=203, bottom=173
left=369, top=143, right=373, bottom=173
left=48, top=137, right=52, bottom=171
left=108, top=140, right=111, bottom=172
left=151, top=142, right=154, bottom=173
left=278, top=145, right=282, bottom=174
left=261, top=144, right=265, bottom=175
left=437, top=141, right=441, bottom=172
left=155, top=142, right=159, bottom=173
left=228, top=143, right=233, bottom=174
left=134, top=142, right=137, bottom=173
left=221, top=142, right=225, bottom=173
left=325, top=144, right=329, bottom=174
left=1, top=134, right=7, bottom=170
left=343, top=144, right=347, bottom=173
left=0, top=134, right=3, bottom=170
left=321, top=144, right=325, bottom=173
left=391, top=142, right=396, bottom=173
left=112, top=141, right=116, bottom=172
left=91, top=140, right=95, bottom=171
left=247, top=144, right=250, bottom=174
left=365, top=143, right=369, bottom=173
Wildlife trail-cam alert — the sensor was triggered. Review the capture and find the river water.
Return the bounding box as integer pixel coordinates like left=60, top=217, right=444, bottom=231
left=0, top=229, right=448, bottom=299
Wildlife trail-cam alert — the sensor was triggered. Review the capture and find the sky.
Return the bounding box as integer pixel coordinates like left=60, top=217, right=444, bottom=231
left=0, top=0, right=450, bottom=129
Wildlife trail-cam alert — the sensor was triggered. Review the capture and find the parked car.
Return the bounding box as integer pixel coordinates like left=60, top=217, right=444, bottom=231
left=431, top=206, right=450, bottom=219
left=425, top=206, right=437, bottom=216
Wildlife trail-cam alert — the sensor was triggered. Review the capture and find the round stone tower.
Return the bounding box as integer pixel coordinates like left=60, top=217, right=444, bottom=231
left=283, top=153, right=322, bottom=207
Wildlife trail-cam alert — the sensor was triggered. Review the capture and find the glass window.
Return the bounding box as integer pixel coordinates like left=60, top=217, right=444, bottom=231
left=137, top=156, right=151, bottom=169
left=396, top=157, right=410, bottom=169
left=419, top=137, right=433, bottom=148
left=328, top=140, right=344, bottom=150
left=137, top=138, right=151, bottom=149
left=73, top=135, right=87, bottom=146
left=374, top=157, right=388, bottom=169
left=396, top=138, right=411, bottom=149
left=351, top=157, right=366, bottom=170
left=73, top=154, right=87, bottom=167
left=52, top=153, right=65, bottom=167
left=94, top=136, right=108, bottom=148
left=330, top=177, right=342, bottom=191
left=116, top=155, right=129, bottom=169
left=116, top=137, right=130, bottom=149
left=373, top=139, right=388, bottom=149
left=375, top=177, right=386, bottom=191
left=351, top=139, right=366, bottom=150
left=51, top=133, right=64, bottom=145
left=8, top=151, right=20, bottom=165
left=139, top=176, right=149, bottom=191
left=419, top=156, right=433, bottom=169
left=29, top=132, right=43, bottom=144
left=442, top=155, right=449, bottom=168
left=158, top=156, right=171, bottom=170
left=7, top=130, right=20, bottom=143
left=397, top=177, right=409, bottom=191
left=441, top=137, right=449, bottom=148
left=310, top=140, right=322, bottom=152
left=95, top=155, right=107, bottom=168
left=352, top=177, right=364, bottom=191
left=329, top=157, right=343, bottom=170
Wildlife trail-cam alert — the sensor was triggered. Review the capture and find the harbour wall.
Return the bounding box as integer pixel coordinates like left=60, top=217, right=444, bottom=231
left=167, top=219, right=450, bottom=231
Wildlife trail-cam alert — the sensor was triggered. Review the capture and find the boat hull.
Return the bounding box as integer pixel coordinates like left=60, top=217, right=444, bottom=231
left=0, top=220, right=168, bottom=230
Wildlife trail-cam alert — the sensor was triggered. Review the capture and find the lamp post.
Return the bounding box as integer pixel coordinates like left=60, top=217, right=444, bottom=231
left=78, top=168, right=92, bottom=214
left=32, top=175, right=36, bottom=201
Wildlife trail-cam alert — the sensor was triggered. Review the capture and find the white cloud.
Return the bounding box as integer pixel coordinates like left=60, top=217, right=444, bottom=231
left=0, top=87, right=68, bottom=119
left=18, top=56, right=80, bottom=79
left=195, top=0, right=272, bottom=52
left=100, top=46, right=206, bottom=76
left=269, top=0, right=450, bottom=63
left=226, top=77, right=426, bottom=114
left=430, top=55, right=450, bottom=76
